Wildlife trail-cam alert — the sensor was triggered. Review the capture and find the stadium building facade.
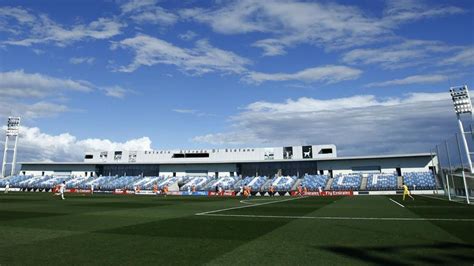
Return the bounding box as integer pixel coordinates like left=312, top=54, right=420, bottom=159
left=19, top=144, right=437, bottom=178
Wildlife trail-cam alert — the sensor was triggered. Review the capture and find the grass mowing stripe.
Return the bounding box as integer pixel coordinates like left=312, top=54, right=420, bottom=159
left=195, top=196, right=307, bottom=215
left=198, top=213, right=474, bottom=221
left=389, top=197, right=405, bottom=208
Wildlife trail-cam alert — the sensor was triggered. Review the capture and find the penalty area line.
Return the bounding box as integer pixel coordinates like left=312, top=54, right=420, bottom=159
left=389, top=197, right=405, bottom=208
left=198, top=213, right=474, bottom=222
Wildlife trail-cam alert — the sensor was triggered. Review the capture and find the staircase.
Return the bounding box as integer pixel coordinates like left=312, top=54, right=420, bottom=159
left=261, top=179, right=273, bottom=191
left=292, top=179, right=302, bottom=190
left=360, top=176, right=368, bottom=190
left=325, top=178, right=333, bottom=190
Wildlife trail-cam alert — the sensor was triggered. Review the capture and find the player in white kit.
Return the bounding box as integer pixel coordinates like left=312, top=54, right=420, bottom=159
left=59, top=181, right=66, bottom=200
left=4, top=181, right=10, bottom=194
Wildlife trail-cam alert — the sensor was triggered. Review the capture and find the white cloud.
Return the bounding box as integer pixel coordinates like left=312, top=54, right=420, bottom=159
left=193, top=92, right=457, bottom=155
left=0, top=6, right=35, bottom=25
left=120, top=0, right=158, bottom=13
left=130, top=7, right=177, bottom=25
left=0, top=70, right=92, bottom=98
left=342, top=40, right=458, bottom=69
left=1, top=7, right=124, bottom=47
left=1, top=126, right=152, bottom=163
left=113, top=34, right=251, bottom=74
left=181, top=0, right=463, bottom=56
left=383, top=0, right=463, bottom=26
left=69, top=57, right=95, bottom=65
left=0, top=101, right=70, bottom=120
left=440, top=47, right=474, bottom=66
left=120, top=0, right=177, bottom=26
left=244, top=65, right=362, bottom=84
left=173, top=109, right=198, bottom=114
left=0, top=70, right=132, bottom=119
left=101, top=86, right=130, bottom=99
left=172, top=109, right=213, bottom=117
left=366, top=74, right=448, bottom=88
left=179, top=30, right=197, bottom=41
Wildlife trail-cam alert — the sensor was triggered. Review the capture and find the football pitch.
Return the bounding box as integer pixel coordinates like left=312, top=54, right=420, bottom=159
left=0, top=193, right=473, bottom=265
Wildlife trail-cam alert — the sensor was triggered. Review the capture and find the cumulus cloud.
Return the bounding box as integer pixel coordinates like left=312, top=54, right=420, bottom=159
left=0, top=6, right=124, bottom=47
left=244, top=65, right=362, bottom=84
left=193, top=92, right=459, bottom=156
left=181, top=0, right=463, bottom=56
left=113, top=34, right=251, bottom=74
left=1, top=126, right=152, bottom=163
left=365, top=74, right=448, bottom=88
left=69, top=57, right=95, bottom=65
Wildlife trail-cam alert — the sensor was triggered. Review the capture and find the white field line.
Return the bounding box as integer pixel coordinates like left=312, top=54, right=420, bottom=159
left=199, top=213, right=474, bottom=222
left=389, top=198, right=405, bottom=208
left=196, top=197, right=306, bottom=216
left=418, top=194, right=471, bottom=205
left=239, top=200, right=254, bottom=205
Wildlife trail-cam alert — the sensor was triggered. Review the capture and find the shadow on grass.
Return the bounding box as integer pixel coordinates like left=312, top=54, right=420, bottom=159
left=98, top=215, right=288, bottom=240
left=319, top=242, right=474, bottom=265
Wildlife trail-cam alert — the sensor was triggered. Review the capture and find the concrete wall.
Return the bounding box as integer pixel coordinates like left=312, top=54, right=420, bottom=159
left=83, top=144, right=337, bottom=164
left=20, top=164, right=97, bottom=177
left=159, top=163, right=237, bottom=177
left=317, top=156, right=434, bottom=176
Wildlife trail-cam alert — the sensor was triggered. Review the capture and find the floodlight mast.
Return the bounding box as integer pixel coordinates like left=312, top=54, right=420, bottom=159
left=450, top=85, right=472, bottom=204
left=1, top=117, right=21, bottom=178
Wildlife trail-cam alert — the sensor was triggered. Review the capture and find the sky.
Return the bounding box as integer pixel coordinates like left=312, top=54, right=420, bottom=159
left=0, top=0, right=473, bottom=163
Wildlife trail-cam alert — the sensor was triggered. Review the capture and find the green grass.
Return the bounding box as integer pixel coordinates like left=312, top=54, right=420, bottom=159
left=0, top=193, right=473, bottom=265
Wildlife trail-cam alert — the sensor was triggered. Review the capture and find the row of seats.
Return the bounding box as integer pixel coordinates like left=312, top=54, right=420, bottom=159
left=331, top=174, right=362, bottom=191
left=302, top=175, right=329, bottom=191
left=403, top=172, right=437, bottom=189
left=271, top=176, right=298, bottom=191
left=1, top=172, right=438, bottom=191
left=367, top=174, right=398, bottom=190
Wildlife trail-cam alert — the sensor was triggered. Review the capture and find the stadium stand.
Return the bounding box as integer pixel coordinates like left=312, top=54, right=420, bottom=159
left=246, top=176, right=267, bottom=191
left=302, top=175, right=329, bottom=191
left=270, top=175, right=297, bottom=191
left=182, top=176, right=214, bottom=191
left=0, top=175, right=32, bottom=187
left=366, top=173, right=398, bottom=190
left=403, top=172, right=437, bottom=190
left=331, top=174, right=362, bottom=190
left=158, top=176, right=183, bottom=189
left=1, top=172, right=438, bottom=192
left=205, top=176, right=238, bottom=190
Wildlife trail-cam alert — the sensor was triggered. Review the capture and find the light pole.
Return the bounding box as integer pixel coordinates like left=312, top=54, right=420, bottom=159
left=450, top=85, right=472, bottom=204
left=1, top=117, right=21, bottom=178
left=450, top=85, right=473, bottom=173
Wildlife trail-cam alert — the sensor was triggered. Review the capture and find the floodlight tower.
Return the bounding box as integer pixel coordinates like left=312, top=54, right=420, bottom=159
left=1, top=117, right=21, bottom=178
left=450, top=86, right=472, bottom=204
left=450, top=85, right=473, bottom=172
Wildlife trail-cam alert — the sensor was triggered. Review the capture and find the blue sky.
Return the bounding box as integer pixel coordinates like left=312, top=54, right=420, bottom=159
left=0, top=0, right=473, bottom=162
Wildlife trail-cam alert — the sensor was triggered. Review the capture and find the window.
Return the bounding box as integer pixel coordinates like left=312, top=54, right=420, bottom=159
left=319, top=148, right=333, bottom=154
left=84, top=154, right=93, bottom=159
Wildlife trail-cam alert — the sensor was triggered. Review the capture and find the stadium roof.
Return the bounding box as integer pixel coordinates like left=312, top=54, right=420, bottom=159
left=19, top=153, right=433, bottom=165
